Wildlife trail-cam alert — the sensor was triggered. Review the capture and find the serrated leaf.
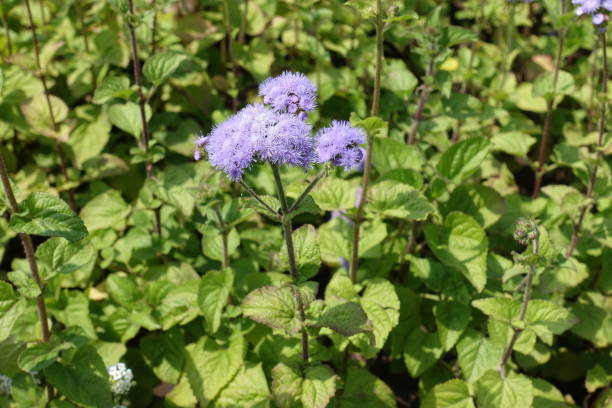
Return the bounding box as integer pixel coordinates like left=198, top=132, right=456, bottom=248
left=198, top=269, right=233, bottom=333
left=140, top=328, right=185, bottom=385
left=403, top=328, right=444, bottom=377
left=0, top=282, right=25, bottom=342
left=491, top=132, right=537, bottom=158
left=216, top=363, right=271, bottom=408
left=354, top=279, right=399, bottom=355
left=185, top=333, right=245, bottom=408
left=272, top=363, right=337, bottom=408
left=456, top=329, right=505, bottom=383
left=424, top=212, right=488, bottom=291
left=280, top=224, right=321, bottom=282
left=476, top=371, right=533, bottom=408
left=446, top=184, right=504, bottom=229
left=532, top=70, right=574, bottom=100
left=368, top=181, right=434, bottom=221
left=36, top=237, right=95, bottom=280
left=242, top=285, right=305, bottom=335
left=422, top=379, right=475, bottom=408
left=143, top=51, right=188, bottom=84
left=80, top=190, right=130, bottom=231
left=92, top=76, right=132, bottom=104
left=317, top=301, right=369, bottom=337
left=434, top=300, right=471, bottom=351
left=372, top=136, right=424, bottom=174
left=9, top=192, right=87, bottom=241
left=310, top=178, right=356, bottom=211
left=437, top=137, right=490, bottom=183
left=21, top=94, right=69, bottom=139
left=338, top=367, right=396, bottom=408
left=107, top=102, right=152, bottom=138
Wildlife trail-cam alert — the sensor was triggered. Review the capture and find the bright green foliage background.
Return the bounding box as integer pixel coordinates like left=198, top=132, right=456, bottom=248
left=0, top=0, right=610, bottom=407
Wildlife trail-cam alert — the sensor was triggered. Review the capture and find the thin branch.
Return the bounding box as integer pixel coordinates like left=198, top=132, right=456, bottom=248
left=24, top=0, right=77, bottom=211
left=126, top=0, right=161, bottom=235
left=350, top=0, right=383, bottom=284
left=532, top=0, right=567, bottom=198
left=271, top=165, right=309, bottom=364
left=287, top=169, right=326, bottom=213
left=239, top=0, right=248, bottom=43
left=498, top=233, right=539, bottom=378
left=397, top=222, right=418, bottom=283
left=566, top=31, right=608, bottom=258
left=238, top=180, right=279, bottom=215
left=0, top=149, right=51, bottom=399
left=407, top=56, right=434, bottom=145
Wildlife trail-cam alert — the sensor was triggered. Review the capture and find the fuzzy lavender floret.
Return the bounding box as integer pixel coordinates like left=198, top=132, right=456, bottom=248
left=258, top=113, right=314, bottom=168
left=573, top=0, right=610, bottom=24
left=315, top=121, right=366, bottom=170
left=259, top=71, right=317, bottom=114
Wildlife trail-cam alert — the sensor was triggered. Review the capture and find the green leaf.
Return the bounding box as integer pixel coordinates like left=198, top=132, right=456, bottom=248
left=18, top=340, right=69, bottom=372
left=532, top=70, right=575, bottom=100
left=424, top=212, right=488, bottom=291
left=80, top=190, right=130, bottom=231
left=368, top=181, right=434, bottom=221
left=382, top=59, right=418, bottom=96
left=317, top=301, right=369, bottom=337
left=21, top=94, right=69, bottom=138
left=434, top=301, right=471, bottom=351
left=532, top=378, right=569, bottom=408
left=242, top=285, right=306, bottom=335
left=0, top=282, right=25, bottom=342
left=198, top=269, right=234, bottom=334
left=185, top=333, right=245, bottom=408
left=44, top=345, right=113, bottom=408
left=570, top=292, right=611, bottom=346
left=271, top=363, right=337, bottom=408
left=9, top=192, right=87, bottom=241
left=36, top=237, right=95, bottom=280
left=216, top=363, right=271, bottom=408
left=476, top=370, right=533, bottom=408
left=437, top=137, right=490, bottom=183
left=201, top=226, right=240, bottom=262
left=107, top=102, right=151, bottom=138
left=143, top=51, right=187, bottom=85
left=491, top=132, right=537, bottom=158
left=92, top=76, right=132, bottom=104
left=140, top=328, right=185, bottom=384
left=422, top=379, right=475, bottom=408
left=280, top=224, right=321, bottom=282
left=11, top=373, right=47, bottom=408
left=310, top=178, right=357, bottom=211
left=403, top=328, right=443, bottom=377
left=372, top=136, right=424, bottom=174
left=338, top=367, right=396, bottom=408
left=446, top=184, right=504, bottom=229
left=456, top=329, right=505, bottom=383
left=439, top=26, right=478, bottom=47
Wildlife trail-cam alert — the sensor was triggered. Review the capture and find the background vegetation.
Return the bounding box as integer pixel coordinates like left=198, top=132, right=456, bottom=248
left=0, top=0, right=610, bottom=407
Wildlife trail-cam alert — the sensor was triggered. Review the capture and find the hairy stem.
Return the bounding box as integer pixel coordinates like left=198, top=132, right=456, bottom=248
left=451, top=0, right=484, bottom=143
left=271, top=165, right=309, bottom=363
left=498, top=234, right=539, bottom=378
left=126, top=0, right=161, bottom=235
left=0, top=149, right=51, bottom=398
left=238, top=180, right=278, bottom=215
left=407, top=56, right=434, bottom=145
left=222, top=0, right=238, bottom=111
left=587, top=39, right=599, bottom=132
left=1, top=0, right=12, bottom=57
left=151, top=0, right=157, bottom=54
left=24, top=0, right=77, bottom=211
left=350, top=0, right=383, bottom=284
left=239, top=0, right=248, bottom=43
left=532, top=0, right=566, bottom=198
left=213, top=205, right=230, bottom=269
left=566, top=31, right=608, bottom=258
left=288, top=169, right=326, bottom=213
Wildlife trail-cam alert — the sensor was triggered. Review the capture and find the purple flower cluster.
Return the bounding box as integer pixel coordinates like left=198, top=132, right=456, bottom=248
left=573, top=0, right=611, bottom=25
left=315, top=121, right=366, bottom=170
left=259, top=71, right=317, bottom=114
left=195, top=72, right=366, bottom=180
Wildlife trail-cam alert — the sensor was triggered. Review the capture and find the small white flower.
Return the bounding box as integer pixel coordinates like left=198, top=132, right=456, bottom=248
left=107, top=363, right=134, bottom=395
left=0, top=374, right=11, bottom=396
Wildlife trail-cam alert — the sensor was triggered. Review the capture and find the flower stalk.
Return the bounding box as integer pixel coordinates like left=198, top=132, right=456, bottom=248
left=532, top=0, right=567, bottom=198
left=126, top=0, right=161, bottom=235
left=566, top=30, right=608, bottom=258
left=271, top=165, right=309, bottom=363
left=498, top=221, right=539, bottom=379
left=350, top=0, right=383, bottom=283
left=24, top=0, right=77, bottom=211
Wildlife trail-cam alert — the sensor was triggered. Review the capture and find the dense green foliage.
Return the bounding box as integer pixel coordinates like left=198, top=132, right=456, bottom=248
left=0, top=0, right=610, bottom=407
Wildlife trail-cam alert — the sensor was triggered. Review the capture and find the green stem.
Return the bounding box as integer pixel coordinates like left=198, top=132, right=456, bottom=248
left=498, top=233, right=539, bottom=379
left=213, top=205, right=230, bottom=269
left=407, top=56, right=434, bottom=145
left=271, top=165, right=309, bottom=364
left=288, top=169, right=326, bottom=213
left=350, top=0, right=383, bottom=283
left=239, top=0, right=248, bottom=43
left=238, top=180, right=279, bottom=215
left=24, top=0, right=76, bottom=211
left=566, top=31, right=608, bottom=258
left=532, top=0, right=566, bottom=198
left=0, top=148, right=52, bottom=399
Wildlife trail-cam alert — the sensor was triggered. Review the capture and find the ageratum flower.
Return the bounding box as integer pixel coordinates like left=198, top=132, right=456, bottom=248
left=315, top=121, right=366, bottom=170
left=107, top=363, right=134, bottom=395
left=259, top=71, right=317, bottom=114
left=196, top=104, right=315, bottom=180
left=573, top=0, right=611, bottom=24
